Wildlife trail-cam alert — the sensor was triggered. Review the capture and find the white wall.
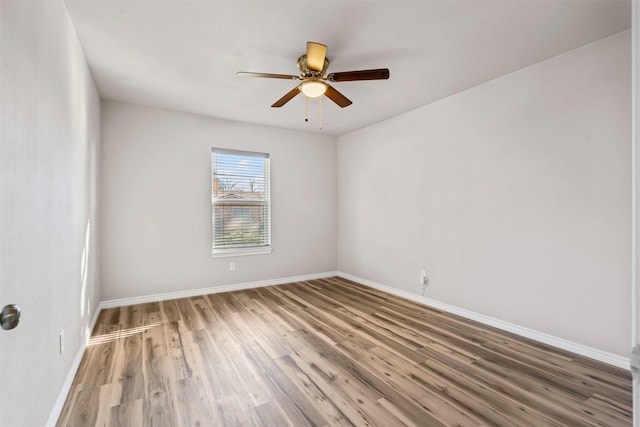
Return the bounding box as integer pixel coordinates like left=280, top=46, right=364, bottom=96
left=0, top=1, right=101, bottom=425
left=632, top=1, right=639, bottom=421
left=100, top=101, right=336, bottom=300
left=337, top=30, right=631, bottom=357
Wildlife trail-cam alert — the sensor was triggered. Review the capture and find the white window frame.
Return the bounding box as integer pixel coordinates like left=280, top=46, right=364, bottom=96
left=211, top=148, right=272, bottom=258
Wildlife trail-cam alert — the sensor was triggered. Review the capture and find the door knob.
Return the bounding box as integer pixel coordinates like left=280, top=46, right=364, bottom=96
left=1, top=304, right=21, bottom=330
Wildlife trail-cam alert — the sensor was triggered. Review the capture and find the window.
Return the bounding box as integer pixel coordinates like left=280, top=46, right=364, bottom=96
left=211, top=148, right=271, bottom=256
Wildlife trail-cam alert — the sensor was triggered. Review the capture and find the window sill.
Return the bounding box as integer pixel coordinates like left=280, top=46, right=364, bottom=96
left=211, top=247, right=272, bottom=259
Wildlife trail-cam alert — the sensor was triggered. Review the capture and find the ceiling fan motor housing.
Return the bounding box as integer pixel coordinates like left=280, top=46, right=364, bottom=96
left=297, top=55, right=329, bottom=78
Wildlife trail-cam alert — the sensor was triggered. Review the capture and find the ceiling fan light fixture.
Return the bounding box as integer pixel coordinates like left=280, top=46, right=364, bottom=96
left=300, top=80, right=327, bottom=98
left=239, top=41, right=386, bottom=109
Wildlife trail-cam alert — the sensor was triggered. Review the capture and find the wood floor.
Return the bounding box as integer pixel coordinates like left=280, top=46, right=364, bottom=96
left=57, top=277, right=632, bottom=426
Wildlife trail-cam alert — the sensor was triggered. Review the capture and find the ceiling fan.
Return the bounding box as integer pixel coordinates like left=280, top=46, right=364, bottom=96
left=237, top=41, right=390, bottom=108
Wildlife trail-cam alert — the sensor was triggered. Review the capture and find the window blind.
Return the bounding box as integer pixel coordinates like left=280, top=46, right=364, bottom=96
left=211, top=148, right=271, bottom=254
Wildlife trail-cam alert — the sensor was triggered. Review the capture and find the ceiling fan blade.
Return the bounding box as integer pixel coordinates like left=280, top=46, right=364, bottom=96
left=324, top=84, right=352, bottom=108
left=306, top=42, right=327, bottom=72
left=327, top=68, right=390, bottom=82
left=271, top=86, right=301, bottom=108
left=237, top=72, right=300, bottom=80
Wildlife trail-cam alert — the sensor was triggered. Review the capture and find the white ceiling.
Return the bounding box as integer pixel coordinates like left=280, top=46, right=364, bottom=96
left=64, top=0, right=631, bottom=136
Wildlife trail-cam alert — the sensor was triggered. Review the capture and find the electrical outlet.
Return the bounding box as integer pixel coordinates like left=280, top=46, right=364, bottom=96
left=229, top=262, right=236, bottom=272
left=59, top=331, right=64, bottom=355
left=420, top=270, right=428, bottom=286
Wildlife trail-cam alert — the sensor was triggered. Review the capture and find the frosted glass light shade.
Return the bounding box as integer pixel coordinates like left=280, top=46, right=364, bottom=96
left=300, top=81, right=327, bottom=98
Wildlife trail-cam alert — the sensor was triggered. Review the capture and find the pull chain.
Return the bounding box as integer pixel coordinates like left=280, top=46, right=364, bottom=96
left=303, top=95, right=323, bottom=130
left=304, top=96, right=309, bottom=122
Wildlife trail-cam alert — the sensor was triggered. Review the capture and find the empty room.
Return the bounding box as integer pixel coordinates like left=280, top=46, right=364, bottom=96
left=2, top=0, right=639, bottom=426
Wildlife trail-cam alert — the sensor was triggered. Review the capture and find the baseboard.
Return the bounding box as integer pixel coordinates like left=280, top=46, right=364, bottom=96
left=336, top=271, right=630, bottom=370
left=45, top=305, right=102, bottom=427
left=99, top=271, right=338, bottom=309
